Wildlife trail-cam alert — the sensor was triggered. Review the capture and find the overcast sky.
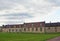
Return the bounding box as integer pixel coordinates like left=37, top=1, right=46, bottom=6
left=0, top=0, right=60, bottom=26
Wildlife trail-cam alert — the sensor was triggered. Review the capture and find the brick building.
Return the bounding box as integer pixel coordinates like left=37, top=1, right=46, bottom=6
left=0, top=22, right=60, bottom=33
left=45, top=22, right=60, bottom=33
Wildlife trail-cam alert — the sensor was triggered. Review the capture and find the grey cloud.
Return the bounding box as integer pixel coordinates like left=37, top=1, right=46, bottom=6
left=5, top=20, right=23, bottom=25
left=0, top=13, right=33, bottom=19
left=47, top=0, right=60, bottom=6
left=0, top=13, right=33, bottom=17
left=0, top=0, right=28, bottom=10
left=0, top=0, right=55, bottom=14
left=0, top=0, right=17, bottom=10
left=0, top=13, right=33, bottom=25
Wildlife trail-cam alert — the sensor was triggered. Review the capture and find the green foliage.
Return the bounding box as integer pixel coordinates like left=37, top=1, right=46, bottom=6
left=0, top=32, right=60, bottom=41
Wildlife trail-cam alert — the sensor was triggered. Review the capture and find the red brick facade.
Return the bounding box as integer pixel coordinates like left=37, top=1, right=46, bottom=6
left=0, top=22, right=60, bottom=33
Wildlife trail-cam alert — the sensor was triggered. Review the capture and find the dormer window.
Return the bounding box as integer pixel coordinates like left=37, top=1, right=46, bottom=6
left=14, top=26, right=16, bottom=28
left=9, top=26, right=11, bottom=28
left=40, top=24, right=42, bottom=26
left=24, top=25, right=26, bottom=26
left=19, top=25, right=21, bottom=27
left=32, top=24, right=33, bottom=26
left=31, top=24, right=34, bottom=27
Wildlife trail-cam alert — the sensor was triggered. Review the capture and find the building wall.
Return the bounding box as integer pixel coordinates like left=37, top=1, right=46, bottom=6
left=45, top=27, right=60, bottom=33
left=2, top=28, right=8, bottom=32
left=1, top=27, right=45, bottom=33
left=1, top=22, right=60, bottom=33
left=18, top=27, right=45, bottom=33
left=45, top=27, right=56, bottom=33
left=56, top=27, right=60, bottom=32
left=2, top=28, right=22, bottom=32
left=1, top=26, right=60, bottom=33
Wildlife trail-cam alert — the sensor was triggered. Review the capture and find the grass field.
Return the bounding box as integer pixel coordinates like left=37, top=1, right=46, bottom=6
left=0, top=32, right=60, bottom=41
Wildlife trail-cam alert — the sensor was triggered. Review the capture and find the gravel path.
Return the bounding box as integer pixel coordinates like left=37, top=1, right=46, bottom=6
left=47, top=36, right=60, bottom=41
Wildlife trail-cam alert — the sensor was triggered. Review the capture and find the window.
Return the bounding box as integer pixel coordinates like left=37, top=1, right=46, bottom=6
left=16, top=26, right=18, bottom=28
left=36, top=28, right=38, bottom=31
left=32, top=24, right=33, bottom=26
left=16, top=29, right=18, bottom=32
left=14, top=26, right=16, bottom=28
left=48, top=27, right=50, bottom=29
left=19, top=25, right=21, bottom=27
left=40, top=24, right=42, bottom=27
left=9, top=29, right=11, bottom=32
left=19, top=29, right=21, bottom=32
left=24, top=25, right=26, bottom=27
left=24, top=28, right=26, bottom=31
left=55, top=27, right=57, bottom=32
left=55, top=27, right=57, bottom=29
left=40, top=24, right=42, bottom=26
left=32, top=24, right=34, bottom=27
left=28, top=27, right=30, bottom=31
left=9, top=26, right=11, bottom=28
left=32, top=28, right=34, bottom=31
left=12, top=29, right=14, bottom=32
left=40, top=27, right=42, bottom=31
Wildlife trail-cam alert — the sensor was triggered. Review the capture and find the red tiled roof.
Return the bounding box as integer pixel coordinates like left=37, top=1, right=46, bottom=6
left=3, top=22, right=45, bottom=28
left=23, top=22, right=45, bottom=27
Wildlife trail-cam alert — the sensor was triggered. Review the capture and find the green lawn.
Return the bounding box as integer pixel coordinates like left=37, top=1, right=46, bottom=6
left=0, top=32, right=60, bottom=41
